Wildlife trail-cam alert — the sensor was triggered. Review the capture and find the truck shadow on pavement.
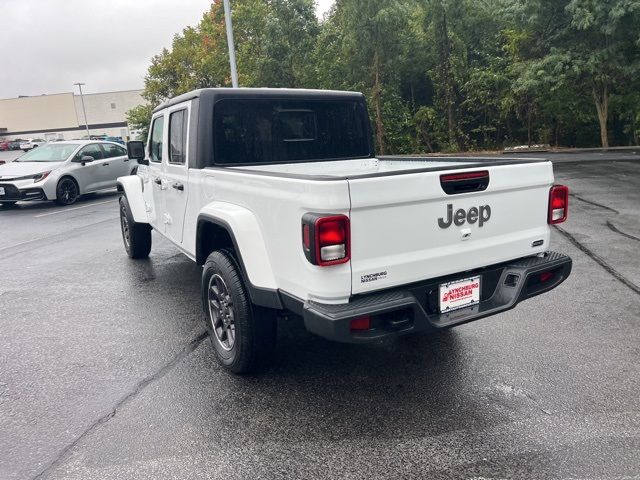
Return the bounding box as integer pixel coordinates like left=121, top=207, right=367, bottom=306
left=121, top=249, right=493, bottom=446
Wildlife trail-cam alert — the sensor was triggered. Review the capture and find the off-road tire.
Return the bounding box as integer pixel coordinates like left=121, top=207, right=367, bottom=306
left=201, top=249, right=277, bottom=374
left=119, top=195, right=152, bottom=259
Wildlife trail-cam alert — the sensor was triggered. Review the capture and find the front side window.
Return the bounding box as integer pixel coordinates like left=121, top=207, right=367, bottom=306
left=169, top=109, right=188, bottom=164
left=150, top=116, right=164, bottom=163
left=77, top=144, right=104, bottom=160
left=102, top=144, right=126, bottom=158
left=213, top=99, right=371, bottom=165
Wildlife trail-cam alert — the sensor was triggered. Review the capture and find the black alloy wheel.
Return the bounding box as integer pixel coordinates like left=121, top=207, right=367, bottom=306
left=55, top=178, right=79, bottom=206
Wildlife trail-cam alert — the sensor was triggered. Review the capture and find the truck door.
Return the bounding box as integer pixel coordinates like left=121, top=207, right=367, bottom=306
left=145, top=114, right=166, bottom=231
left=162, top=105, right=190, bottom=244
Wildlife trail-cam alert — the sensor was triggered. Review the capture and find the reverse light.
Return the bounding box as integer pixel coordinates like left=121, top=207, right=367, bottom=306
left=302, top=213, right=350, bottom=266
left=548, top=185, right=569, bottom=224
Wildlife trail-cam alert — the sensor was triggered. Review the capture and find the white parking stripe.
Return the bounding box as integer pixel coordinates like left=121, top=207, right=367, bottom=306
left=34, top=200, right=115, bottom=218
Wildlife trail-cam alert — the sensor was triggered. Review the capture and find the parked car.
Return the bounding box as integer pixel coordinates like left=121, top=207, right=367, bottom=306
left=103, top=136, right=125, bottom=145
left=0, top=140, right=9, bottom=151
left=0, top=141, right=138, bottom=206
left=20, top=139, right=46, bottom=151
left=118, top=88, right=572, bottom=374
left=9, top=140, right=24, bottom=150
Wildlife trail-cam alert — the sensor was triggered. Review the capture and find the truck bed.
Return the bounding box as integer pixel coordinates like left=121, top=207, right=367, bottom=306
left=227, top=156, right=547, bottom=180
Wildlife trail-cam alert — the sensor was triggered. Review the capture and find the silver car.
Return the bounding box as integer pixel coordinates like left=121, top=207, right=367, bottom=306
left=0, top=141, right=138, bottom=206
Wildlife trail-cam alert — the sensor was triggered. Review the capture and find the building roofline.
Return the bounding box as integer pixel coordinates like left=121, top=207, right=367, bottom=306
left=0, top=88, right=143, bottom=102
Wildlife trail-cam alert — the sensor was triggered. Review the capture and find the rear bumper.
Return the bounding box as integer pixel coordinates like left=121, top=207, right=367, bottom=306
left=0, top=183, right=47, bottom=202
left=301, top=251, right=572, bottom=343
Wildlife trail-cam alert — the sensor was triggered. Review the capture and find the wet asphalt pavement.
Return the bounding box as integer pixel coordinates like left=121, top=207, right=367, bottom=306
left=0, top=150, right=639, bottom=479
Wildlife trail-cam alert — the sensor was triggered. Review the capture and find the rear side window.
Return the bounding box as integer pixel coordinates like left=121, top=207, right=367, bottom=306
left=169, top=109, right=188, bottom=164
left=213, top=99, right=370, bottom=165
left=149, top=116, right=164, bottom=163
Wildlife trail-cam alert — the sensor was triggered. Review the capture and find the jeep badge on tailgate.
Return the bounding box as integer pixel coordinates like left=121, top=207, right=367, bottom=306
left=438, top=204, right=491, bottom=228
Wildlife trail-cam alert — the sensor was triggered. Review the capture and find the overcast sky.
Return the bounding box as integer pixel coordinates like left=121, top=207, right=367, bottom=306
left=0, top=0, right=335, bottom=100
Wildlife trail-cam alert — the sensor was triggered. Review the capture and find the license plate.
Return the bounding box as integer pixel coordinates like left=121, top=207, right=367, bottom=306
left=439, top=275, right=481, bottom=313
left=0, top=187, right=4, bottom=195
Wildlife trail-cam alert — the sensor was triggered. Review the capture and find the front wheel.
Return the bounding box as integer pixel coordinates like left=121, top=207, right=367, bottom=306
left=202, top=250, right=277, bottom=374
left=55, top=177, right=79, bottom=205
left=119, top=196, right=151, bottom=259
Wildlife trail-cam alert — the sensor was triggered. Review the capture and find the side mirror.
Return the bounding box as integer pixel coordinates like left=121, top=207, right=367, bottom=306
left=127, top=141, right=148, bottom=166
left=73, top=155, right=94, bottom=164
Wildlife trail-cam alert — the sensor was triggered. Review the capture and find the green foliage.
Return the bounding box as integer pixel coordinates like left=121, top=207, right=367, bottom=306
left=126, top=104, right=153, bottom=140
left=137, top=0, right=640, bottom=152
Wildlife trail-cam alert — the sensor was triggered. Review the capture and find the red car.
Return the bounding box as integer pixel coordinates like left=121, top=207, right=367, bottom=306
left=0, top=140, right=10, bottom=151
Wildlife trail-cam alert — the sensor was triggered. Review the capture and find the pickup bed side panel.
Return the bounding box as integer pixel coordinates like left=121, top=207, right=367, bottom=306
left=183, top=169, right=353, bottom=303
left=116, top=175, right=148, bottom=224
left=348, top=162, right=555, bottom=295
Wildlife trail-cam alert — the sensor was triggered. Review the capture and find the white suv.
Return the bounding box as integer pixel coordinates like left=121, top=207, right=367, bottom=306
left=19, top=139, right=46, bottom=151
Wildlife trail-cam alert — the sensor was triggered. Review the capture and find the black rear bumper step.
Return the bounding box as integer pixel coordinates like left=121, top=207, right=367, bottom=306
left=301, top=251, right=572, bottom=343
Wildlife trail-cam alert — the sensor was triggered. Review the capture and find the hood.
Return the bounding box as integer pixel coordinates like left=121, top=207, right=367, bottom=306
left=0, top=161, right=64, bottom=179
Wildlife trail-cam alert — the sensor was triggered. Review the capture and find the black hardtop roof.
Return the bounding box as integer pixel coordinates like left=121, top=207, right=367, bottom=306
left=152, top=88, right=366, bottom=113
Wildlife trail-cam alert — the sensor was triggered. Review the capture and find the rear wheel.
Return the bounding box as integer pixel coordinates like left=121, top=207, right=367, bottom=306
left=202, top=250, right=277, bottom=374
left=55, top=177, right=79, bottom=206
left=119, top=196, right=151, bottom=259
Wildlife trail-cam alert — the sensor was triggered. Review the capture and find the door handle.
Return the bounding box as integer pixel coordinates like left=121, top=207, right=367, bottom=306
left=124, top=158, right=129, bottom=162
left=154, top=177, right=162, bottom=185
left=172, top=182, right=184, bottom=191
left=102, top=162, right=109, bottom=166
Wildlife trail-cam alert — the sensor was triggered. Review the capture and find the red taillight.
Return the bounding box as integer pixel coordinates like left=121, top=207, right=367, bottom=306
left=350, top=316, right=371, bottom=331
left=302, top=214, right=350, bottom=266
left=548, top=185, right=569, bottom=224
left=302, top=224, right=311, bottom=249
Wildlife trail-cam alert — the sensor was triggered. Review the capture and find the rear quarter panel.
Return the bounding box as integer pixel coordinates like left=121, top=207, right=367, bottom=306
left=184, top=168, right=352, bottom=303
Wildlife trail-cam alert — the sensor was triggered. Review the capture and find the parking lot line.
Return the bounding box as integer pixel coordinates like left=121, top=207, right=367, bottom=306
left=34, top=200, right=115, bottom=218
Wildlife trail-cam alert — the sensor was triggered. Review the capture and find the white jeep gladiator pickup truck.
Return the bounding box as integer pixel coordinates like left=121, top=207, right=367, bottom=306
left=117, top=88, right=572, bottom=374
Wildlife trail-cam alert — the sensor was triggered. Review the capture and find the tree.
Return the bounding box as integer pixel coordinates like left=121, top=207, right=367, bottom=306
left=564, top=0, right=640, bottom=148
left=126, top=104, right=153, bottom=140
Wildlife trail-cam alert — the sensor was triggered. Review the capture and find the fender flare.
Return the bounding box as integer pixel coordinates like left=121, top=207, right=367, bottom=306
left=197, top=202, right=281, bottom=309
left=116, top=175, right=148, bottom=224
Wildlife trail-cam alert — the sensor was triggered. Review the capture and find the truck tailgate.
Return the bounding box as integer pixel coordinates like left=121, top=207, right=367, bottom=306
left=348, top=161, right=554, bottom=294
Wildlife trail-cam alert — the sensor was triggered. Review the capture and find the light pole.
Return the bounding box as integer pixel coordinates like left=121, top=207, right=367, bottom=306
left=223, top=0, right=239, bottom=88
left=74, top=82, right=91, bottom=138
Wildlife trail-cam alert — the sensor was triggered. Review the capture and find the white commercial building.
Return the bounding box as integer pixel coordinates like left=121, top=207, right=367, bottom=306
left=0, top=89, right=144, bottom=141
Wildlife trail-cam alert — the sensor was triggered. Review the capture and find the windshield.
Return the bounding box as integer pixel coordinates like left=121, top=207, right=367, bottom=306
left=16, top=144, right=80, bottom=162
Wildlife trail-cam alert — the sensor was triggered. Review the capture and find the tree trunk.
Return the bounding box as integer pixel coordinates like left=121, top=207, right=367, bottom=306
left=373, top=50, right=385, bottom=155
left=592, top=85, right=609, bottom=148
left=527, top=104, right=532, bottom=147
